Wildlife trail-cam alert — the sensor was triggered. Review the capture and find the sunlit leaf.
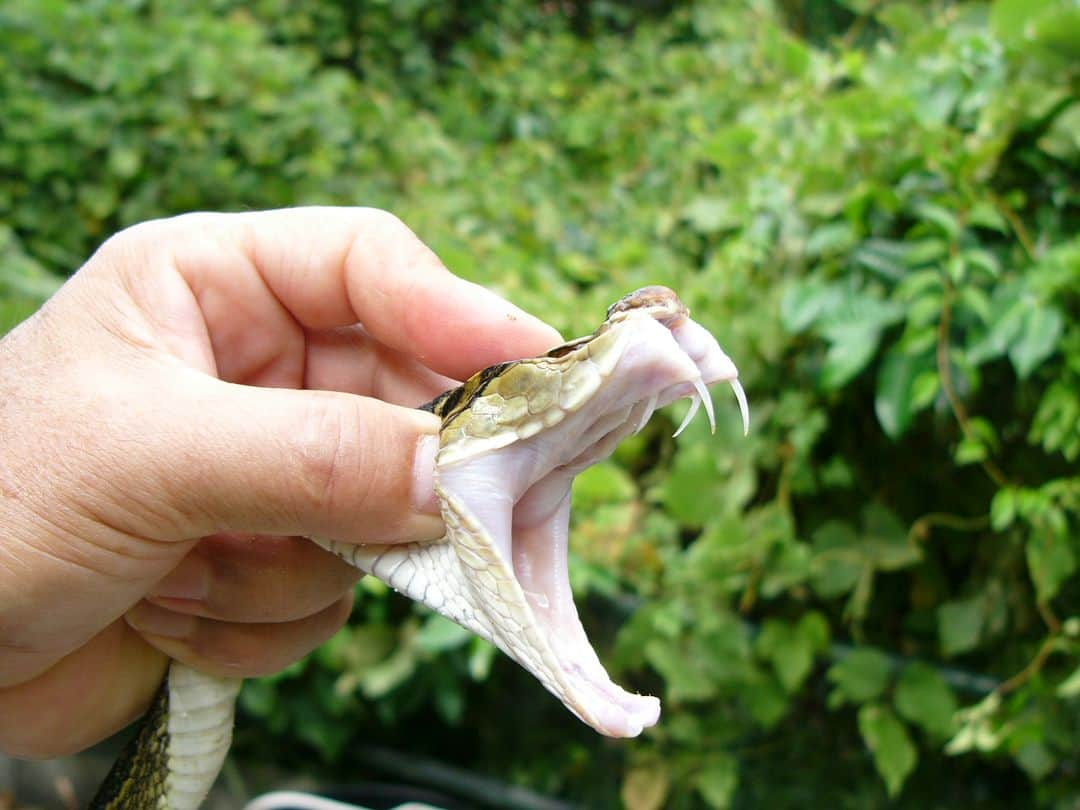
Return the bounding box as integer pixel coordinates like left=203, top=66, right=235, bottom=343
left=894, top=662, right=957, bottom=738
left=875, top=348, right=920, bottom=438
left=858, top=704, right=917, bottom=797
left=1009, top=305, right=1064, bottom=379
left=622, top=763, right=670, bottom=810
left=1026, top=528, right=1077, bottom=601
left=938, top=596, right=984, bottom=657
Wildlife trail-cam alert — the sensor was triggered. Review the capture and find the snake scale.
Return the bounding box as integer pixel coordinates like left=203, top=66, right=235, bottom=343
left=89, top=286, right=748, bottom=809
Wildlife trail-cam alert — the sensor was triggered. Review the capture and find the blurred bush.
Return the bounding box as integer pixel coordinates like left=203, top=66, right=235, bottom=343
left=2, top=0, right=1077, bottom=807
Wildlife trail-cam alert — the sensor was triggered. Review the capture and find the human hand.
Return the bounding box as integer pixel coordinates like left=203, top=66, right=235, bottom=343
left=0, top=207, right=561, bottom=758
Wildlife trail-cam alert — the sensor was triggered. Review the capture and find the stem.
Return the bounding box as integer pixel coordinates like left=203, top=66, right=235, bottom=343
left=840, top=0, right=885, bottom=49
left=992, top=602, right=1063, bottom=697
left=990, top=191, right=1037, bottom=262
left=995, top=634, right=1059, bottom=696
left=1037, top=601, right=1062, bottom=635
left=907, top=511, right=990, bottom=545
left=936, top=286, right=1010, bottom=488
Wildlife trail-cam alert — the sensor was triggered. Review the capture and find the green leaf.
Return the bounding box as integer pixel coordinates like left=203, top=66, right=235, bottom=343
left=645, top=638, right=718, bottom=702
left=416, top=613, right=472, bottom=653
left=946, top=692, right=1004, bottom=756
left=810, top=521, right=863, bottom=598
left=622, top=763, right=670, bottom=810
left=1009, top=306, right=1064, bottom=379
left=779, top=278, right=841, bottom=333
left=806, top=221, right=857, bottom=257
left=853, top=240, right=907, bottom=281
left=968, top=201, right=1008, bottom=232
left=359, top=646, right=417, bottom=699
left=659, top=443, right=721, bottom=527
left=818, top=292, right=904, bottom=389
left=910, top=370, right=940, bottom=410
left=1056, top=665, right=1080, bottom=698
left=989, top=488, right=1015, bottom=533
left=622, top=764, right=669, bottom=810
left=938, top=596, right=984, bottom=657
left=913, top=202, right=961, bottom=240
left=468, top=638, right=496, bottom=682
left=434, top=681, right=465, bottom=725
left=695, top=754, right=738, bottom=809
left=955, top=437, right=989, bottom=465
left=1014, top=742, right=1057, bottom=782
left=743, top=675, right=789, bottom=728
left=894, top=662, right=957, bottom=738
left=684, top=196, right=740, bottom=233
left=875, top=348, right=919, bottom=439
left=827, top=647, right=892, bottom=706
left=820, top=323, right=882, bottom=389
left=991, top=0, right=1059, bottom=45
left=990, top=488, right=1016, bottom=531
left=239, top=678, right=278, bottom=718
left=1026, top=528, right=1077, bottom=601
left=967, top=281, right=1027, bottom=365
left=862, top=503, right=920, bottom=571
left=858, top=704, right=917, bottom=797
left=757, top=619, right=815, bottom=693
left=798, top=611, right=831, bottom=651
left=572, top=461, right=637, bottom=511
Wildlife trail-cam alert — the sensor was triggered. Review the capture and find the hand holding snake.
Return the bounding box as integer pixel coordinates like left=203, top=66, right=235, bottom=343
left=1, top=208, right=748, bottom=809
left=0, top=207, right=561, bottom=759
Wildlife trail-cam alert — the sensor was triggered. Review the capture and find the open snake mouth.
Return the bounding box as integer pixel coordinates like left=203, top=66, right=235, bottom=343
left=427, top=287, right=748, bottom=737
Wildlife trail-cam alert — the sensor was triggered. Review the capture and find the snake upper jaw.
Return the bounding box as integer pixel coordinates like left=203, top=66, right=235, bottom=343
left=434, top=309, right=746, bottom=738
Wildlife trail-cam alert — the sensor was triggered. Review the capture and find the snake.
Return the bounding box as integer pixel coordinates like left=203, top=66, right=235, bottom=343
left=88, top=286, right=749, bottom=809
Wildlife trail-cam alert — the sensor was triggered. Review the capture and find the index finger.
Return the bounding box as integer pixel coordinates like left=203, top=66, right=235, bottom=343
left=136, top=207, right=563, bottom=381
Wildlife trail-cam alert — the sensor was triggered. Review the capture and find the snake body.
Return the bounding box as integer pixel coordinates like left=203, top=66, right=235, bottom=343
left=90, top=286, right=748, bottom=809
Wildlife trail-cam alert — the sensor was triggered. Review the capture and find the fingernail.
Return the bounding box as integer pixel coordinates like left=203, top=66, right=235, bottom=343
left=412, top=433, right=440, bottom=515
left=126, top=601, right=197, bottom=640
left=150, top=557, right=210, bottom=603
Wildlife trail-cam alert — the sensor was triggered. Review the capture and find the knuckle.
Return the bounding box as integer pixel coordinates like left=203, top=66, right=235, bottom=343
left=289, top=395, right=372, bottom=525
left=95, top=217, right=171, bottom=263
left=357, top=206, right=407, bottom=235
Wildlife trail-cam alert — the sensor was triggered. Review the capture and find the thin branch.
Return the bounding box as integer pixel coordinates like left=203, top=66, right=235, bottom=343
left=992, top=599, right=1063, bottom=696
left=989, top=191, right=1036, bottom=262
left=1037, top=600, right=1062, bottom=636
left=995, top=634, right=1059, bottom=696
left=936, top=285, right=1011, bottom=488
left=840, top=0, right=885, bottom=50
left=907, top=511, right=990, bottom=545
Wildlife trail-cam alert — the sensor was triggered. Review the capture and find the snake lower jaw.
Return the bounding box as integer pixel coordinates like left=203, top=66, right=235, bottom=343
left=424, top=310, right=746, bottom=737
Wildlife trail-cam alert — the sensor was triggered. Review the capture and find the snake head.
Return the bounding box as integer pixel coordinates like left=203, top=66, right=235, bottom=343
left=330, top=287, right=748, bottom=739
left=605, top=285, right=749, bottom=437
left=431, top=287, right=747, bottom=736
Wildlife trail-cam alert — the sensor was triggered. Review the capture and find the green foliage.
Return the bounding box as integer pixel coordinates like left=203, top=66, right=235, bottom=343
left=2, top=0, right=1078, bottom=806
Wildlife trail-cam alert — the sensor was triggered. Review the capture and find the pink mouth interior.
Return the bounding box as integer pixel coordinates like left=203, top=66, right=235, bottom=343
left=437, top=313, right=742, bottom=737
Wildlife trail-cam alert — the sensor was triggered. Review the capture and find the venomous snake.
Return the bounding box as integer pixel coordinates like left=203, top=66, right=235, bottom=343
left=89, top=286, right=749, bottom=809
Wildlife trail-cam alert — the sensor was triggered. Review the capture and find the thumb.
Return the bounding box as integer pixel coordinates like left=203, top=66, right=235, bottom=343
left=141, top=373, right=444, bottom=544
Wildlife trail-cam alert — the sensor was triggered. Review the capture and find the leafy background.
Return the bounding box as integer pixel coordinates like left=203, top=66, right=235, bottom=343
left=1, top=0, right=1078, bottom=807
